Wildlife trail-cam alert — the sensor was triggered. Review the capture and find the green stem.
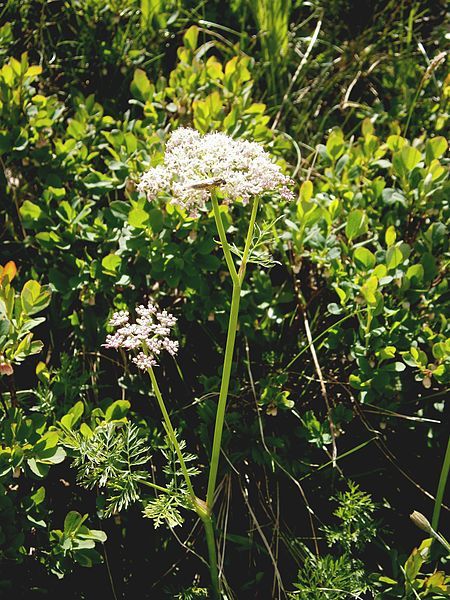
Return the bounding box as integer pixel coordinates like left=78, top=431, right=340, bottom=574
left=206, top=282, right=241, bottom=509
left=432, top=435, right=450, bottom=531
left=147, top=367, right=219, bottom=594
left=202, top=515, right=220, bottom=599
left=202, top=192, right=259, bottom=596
left=206, top=197, right=260, bottom=506
left=140, top=479, right=172, bottom=495
left=430, top=527, right=450, bottom=555
left=238, top=197, right=259, bottom=285
left=147, top=366, right=196, bottom=502
left=211, top=190, right=239, bottom=286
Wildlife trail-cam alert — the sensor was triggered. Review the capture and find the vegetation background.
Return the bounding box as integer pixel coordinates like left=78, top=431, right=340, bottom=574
left=0, top=0, right=448, bottom=598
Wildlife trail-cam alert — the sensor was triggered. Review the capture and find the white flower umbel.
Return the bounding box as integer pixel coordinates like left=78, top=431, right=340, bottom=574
left=103, top=302, right=178, bottom=369
left=138, top=128, right=294, bottom=216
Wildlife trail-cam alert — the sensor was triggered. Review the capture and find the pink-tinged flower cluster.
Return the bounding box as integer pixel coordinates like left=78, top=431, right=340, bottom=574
left=137, top=128, right=294, bottom=216
left=103, top=302, right=178, bottom=370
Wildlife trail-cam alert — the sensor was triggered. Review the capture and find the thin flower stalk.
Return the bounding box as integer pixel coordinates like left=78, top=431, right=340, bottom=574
left=146, top=365, right=197, bottom=503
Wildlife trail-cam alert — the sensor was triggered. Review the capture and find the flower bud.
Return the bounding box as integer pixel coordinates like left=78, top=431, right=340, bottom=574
left=410, top=510, right=432, bottom=533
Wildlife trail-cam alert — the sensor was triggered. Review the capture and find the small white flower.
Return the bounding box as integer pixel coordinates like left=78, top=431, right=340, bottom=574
left=103, top=301, right=178, bottom=369
left=138, top=128, right=294, bottom=216
left=109, top=311, right=129, bottom=327
left=133, top=352, right=157, bottom=371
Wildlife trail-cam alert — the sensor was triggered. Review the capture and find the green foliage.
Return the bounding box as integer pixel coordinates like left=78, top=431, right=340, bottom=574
left=258, top=373, right=293, bottom=415
left=0, top=0, right=448, bottom=596
left=143, top=490, right=187, bottom=529
left=289, top=550, right=372, bottom=599
left=375, top=538, right=450, bottom=598
left=0, top=265, right=51, bottom=372
left=143, top=436, right=199, bottom=528
left=70, top=421, right=151, bottom=517
left=288, top=122, right=449, bottom=406
left=290, top=483, right=377, bottom=597
left=59, top=398, right=199, bottom=527
left=323, top=481, right=377, bottom=553
left=46, top=511, right=106, bottom=578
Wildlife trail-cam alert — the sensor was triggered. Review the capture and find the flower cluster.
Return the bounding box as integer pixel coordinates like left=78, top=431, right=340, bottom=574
left=103, top=302, right=178, bottom=370
left=138, top=128, right=294, bottom=216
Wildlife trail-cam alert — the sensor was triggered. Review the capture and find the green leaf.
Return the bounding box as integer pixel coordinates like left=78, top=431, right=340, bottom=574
left=361, top=118, right=374, bottom=136
left=406, top=264, right=424, bottom=284
left=73, top=548, right=102, bottom=567
left=345, top=210, right=368, bottom=241
left=20, top=200, right=42, bottom=223
left=21, top=280, right=40, bottom=309
left=27, top=458, right=50, bottom=478
left=385, top=226, right=396, bottom=247
left=20, top=280, right=40, bottom=314
left=386, top=246, right=403, bottom=270
left=128, top=206, right=149, bottom=229
left=360, top=276, right=378, bottom=304
left=30, top=486, right=46, bottom=506
left=377, top=346, right=396, bottom=360
left=15, top=333, right=32, bottom=358
left=300, top=180, right=313, bottom=202
left=86, top=529, right=107, bottom=543
left=183, top=25, right=199, bottom=51
left=148, top=208, right=164, bottom=233
left=69, top=401, right=85, bottom=427
left=20, top=280, right=51, bottom=315
left=326, top=129, right=344, bottom=160
left=130, top=69, right=152, bottom=102
left=353, top=247, right=376, bottom=271
left=105, top=400, right=131, bottom=421
left=29, top=340, right=44, bottom=355
left=37, top=446, right=66, bottom=465
left=40, top=431, right=59, bottom=450
left=378, top=576, right=398, bottom=585
left=386, top=135, right=407, bottom=152
left=25, top=65, right=42, bottom=78
left=36, top=361, right=50, bottom=383
left=425, top=136, right=447, bottom=164
left=401, top=146, right=422, bottom=171
left=0, top=316, right=11, bottom=336
left=393, top=146, right=422, bottom=176
left=432, top=342, right=447, bottom=360
left=64, top=511, right=87, bottom=535
left=101, top=254, right=121, bottom=276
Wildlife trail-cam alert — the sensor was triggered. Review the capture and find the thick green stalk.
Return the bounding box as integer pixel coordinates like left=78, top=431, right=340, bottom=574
left=202, top=514, right=220, bottom=599
left=432, top=435, right=450, bottom=531
left=206, top=282, right=241, bottom=509
left=204, top=192, right=259, bottom=596
left=207, top=196, right=259, bottom=508
left=147, top=366, right=196, bottom=502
